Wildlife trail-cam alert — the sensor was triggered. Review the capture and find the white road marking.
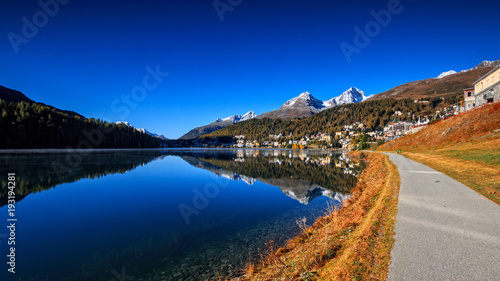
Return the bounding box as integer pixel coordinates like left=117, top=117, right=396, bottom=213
left=404, top=170, right=442, bottom=174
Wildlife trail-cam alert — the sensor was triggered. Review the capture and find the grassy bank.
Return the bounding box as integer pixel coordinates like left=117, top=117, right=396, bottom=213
left=400, top=149, right=500, bottom=205
left=237, top=152, right=400, bottom=280
left=379, top=102, right=500, bottom=205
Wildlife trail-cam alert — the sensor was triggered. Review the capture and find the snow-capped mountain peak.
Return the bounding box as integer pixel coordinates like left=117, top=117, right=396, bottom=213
left=323, top=98, right=337, bottom=108
left=458, top=60, right=500, bottom=73
left=180, top=110, right=257, bottom=139
left=242, top=87, right=371, bottom=120
left=239, top=110, right=257, bottom=121
left=475, top=60, right=500, bottom=68
left=283, top=91, right=325, bottom=109
left=115, top=121, right=166, bottom=139
left=282, top=88, right=370, bottom=110
left=215, top=111, right=257, bottom=123
left=263, top=88, right=369, bottom=119
left=436, top=70, right=457, bottom=79
left=334, top=87, right=370, bottom=105
left=115, top=121, right=131, bottom=127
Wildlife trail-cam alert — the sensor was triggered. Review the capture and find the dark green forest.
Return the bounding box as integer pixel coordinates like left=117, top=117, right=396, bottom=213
left=0, top=99, right=160, bottom=148
left=204, top=97, right=461, bottom=140
left=0, top=150, right=164, bottom=207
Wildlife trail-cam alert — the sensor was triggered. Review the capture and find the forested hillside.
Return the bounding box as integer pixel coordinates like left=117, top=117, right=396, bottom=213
left=0, top=99, right=160, bottom=148
left=204, top=97, right=459, bottom=140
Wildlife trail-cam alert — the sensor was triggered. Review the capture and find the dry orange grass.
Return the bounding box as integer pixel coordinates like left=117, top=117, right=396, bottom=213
left=382, top=102, right=500, bottom=151
left=237, top=153, right=400, bottom=280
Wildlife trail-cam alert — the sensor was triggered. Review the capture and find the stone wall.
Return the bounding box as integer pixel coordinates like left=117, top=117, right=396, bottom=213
left=495, top=84, right=500, bottom=102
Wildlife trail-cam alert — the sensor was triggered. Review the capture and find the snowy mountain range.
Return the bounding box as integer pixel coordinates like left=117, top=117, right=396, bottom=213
left=259, top=87, right=370, bottom=119
left=180, top=88, right=370, bottom=139
left=283, top=87, right=370, bottom=109
left=115, top=121, right=167, bottom=139
left=436, top=60, right=500, bottom=79
left=180, top=111, right=257, bottom=140
left=215, top=111, right=257, bottom=123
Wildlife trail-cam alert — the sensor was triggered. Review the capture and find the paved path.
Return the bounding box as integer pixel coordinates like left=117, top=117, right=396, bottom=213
left=386, top=153, right=500, bottom=281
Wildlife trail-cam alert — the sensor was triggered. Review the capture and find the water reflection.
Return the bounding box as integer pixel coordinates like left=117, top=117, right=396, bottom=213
left=0, top=149, right=165, bottom=206
left=174, top=149, right=360, bottom=205
left=0, top=149, right=360, bottom=207
left=0, top=149, right=361, bottom=281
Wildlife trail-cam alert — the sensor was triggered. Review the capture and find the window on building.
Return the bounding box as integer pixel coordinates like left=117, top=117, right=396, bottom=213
left=467, top=91, right=472, bottom=97
left=467, top=104, right=471, bottom=109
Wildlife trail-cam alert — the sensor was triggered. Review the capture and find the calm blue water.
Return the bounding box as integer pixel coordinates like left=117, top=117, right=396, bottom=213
left=0, top=149, right=358, bottom=280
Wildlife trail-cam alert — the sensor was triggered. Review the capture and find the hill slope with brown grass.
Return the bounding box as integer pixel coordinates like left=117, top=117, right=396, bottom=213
left=239, top=152, right=400, bottom=281
left=372, top=65, right=497, bottom=100
left=380, top=102, right=500, bottom=204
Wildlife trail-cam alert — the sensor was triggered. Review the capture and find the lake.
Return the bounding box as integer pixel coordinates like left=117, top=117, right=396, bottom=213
left=0, top=149, right=360, bottom=281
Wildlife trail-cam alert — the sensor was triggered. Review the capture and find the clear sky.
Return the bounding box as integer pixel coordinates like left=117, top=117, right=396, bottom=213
left=1, top=0, right=499, bottom=138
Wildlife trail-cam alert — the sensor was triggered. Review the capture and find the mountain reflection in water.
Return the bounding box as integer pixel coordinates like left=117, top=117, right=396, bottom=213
left=0, top=149, right=361, bottom=207
left=0, top=148, right=362, bottom=281
left=176, top=149, right=360, bottom=205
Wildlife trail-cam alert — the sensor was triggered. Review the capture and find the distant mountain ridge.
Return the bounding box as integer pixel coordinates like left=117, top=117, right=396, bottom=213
left=436, top=60, right=500, bottom=79
left=373, top=60, right=500, bottom=100
left=436, top=70, right=457, bottom=79
left=464, top=60, right=500, bottom=71
left=0, top=86, right=33, bottom=103
left=0, top=85, right=160, bottom=149
left=180, top=111, right=257, bottom=140
left=258, top=87, right=370, bottom=119
left=215, top=111, right=257, bottom=123
left=181, top=88, right=369, bottom=139
left=115, top=121, right=167, bottom=140
left=0, top=85, right=84, bottom=118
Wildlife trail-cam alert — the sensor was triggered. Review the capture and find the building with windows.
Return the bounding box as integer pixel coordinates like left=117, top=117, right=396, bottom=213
left=474, top=66, right=500, bottom=107
left=463, top=88, right=475, bottom=111
left=383, top=121, right=414, bottom=140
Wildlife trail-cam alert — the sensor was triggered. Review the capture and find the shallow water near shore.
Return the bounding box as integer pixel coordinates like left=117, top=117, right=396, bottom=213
left=0, top=149, right=359, bottom=280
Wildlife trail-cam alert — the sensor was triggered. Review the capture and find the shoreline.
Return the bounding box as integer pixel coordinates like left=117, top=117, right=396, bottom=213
left=0, top=147, right=349, bottom=154
left=237, top=152, right=401, bottom=280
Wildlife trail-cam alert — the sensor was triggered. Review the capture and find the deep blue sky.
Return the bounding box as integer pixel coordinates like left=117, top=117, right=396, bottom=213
left=1, top=0, right=499, bottom=138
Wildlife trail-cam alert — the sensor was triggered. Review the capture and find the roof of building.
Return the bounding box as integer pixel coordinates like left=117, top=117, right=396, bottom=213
left=474, top=65, right=500, bottom=85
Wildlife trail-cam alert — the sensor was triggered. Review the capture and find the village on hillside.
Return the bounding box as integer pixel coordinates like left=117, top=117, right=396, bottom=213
left=186, top=65, right=500, bottom=150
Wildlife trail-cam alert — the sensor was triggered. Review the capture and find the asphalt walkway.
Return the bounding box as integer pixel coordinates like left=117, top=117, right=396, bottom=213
left=386, top=153, right=500, bottom=281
